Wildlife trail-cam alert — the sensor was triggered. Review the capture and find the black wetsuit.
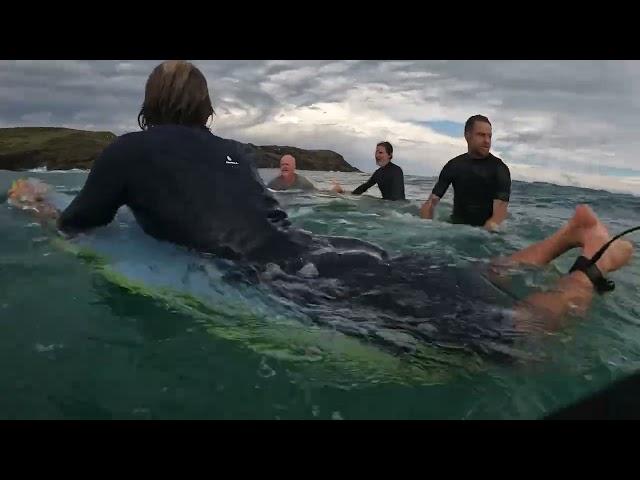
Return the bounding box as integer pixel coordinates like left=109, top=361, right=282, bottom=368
left=352, top=162, right=405, bottom=200
left=432, top=153, right=511, bottom=226
left=58, top=126, right=517, bottom=360
left=59, top=125, right=311, bottom=264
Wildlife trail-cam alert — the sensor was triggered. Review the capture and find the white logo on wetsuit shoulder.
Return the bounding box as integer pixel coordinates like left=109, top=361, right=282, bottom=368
left=226, top=155, right=239, bottom=165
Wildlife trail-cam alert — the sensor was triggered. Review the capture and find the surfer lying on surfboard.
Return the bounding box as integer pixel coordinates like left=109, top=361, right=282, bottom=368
left=6, top=60, right=635, bottom=359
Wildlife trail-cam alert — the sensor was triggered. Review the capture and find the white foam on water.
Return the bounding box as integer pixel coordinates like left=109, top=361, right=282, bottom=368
left=35, top=343, right=63, bottom=352
left=27, top=167, right=89, bottom=173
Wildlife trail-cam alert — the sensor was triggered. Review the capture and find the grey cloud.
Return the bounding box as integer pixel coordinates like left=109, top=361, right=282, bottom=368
left=1, top=60, right=639, bottom=188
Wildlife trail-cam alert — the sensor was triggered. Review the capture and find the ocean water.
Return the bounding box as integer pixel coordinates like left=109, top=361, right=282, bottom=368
left=1, top=167, right=639, bottom=420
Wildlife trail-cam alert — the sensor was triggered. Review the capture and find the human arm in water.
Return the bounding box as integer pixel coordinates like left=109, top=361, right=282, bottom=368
left=330, top=175, right=373, bottom=195
left=331, top=170, right=379, bottom=196
left=483, top=199, right=509, bottom=231
left=420, top=161, right=453, bottom=219
left=331, top=169, right=392, bottom=197
left=483, top=162, right=511, bottom=231
left=351, top=172, right=377, bottom=195
left=57, top=139, right=127, bottom=234
left=7, top=164, right=123, bottom=237
left=7, top=141, right=125, bottom=234
left=420, top=193, right=441, bottom=219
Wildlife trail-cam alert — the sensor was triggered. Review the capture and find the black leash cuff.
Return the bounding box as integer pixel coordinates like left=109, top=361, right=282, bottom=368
left=569, top=255, right=615, bottom=294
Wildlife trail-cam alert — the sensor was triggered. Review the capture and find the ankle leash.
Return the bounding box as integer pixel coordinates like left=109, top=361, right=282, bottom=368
left=569, top=225, right=640, bottom=294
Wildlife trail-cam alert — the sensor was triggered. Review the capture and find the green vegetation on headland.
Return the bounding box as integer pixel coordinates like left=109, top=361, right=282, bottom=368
left=0, top=127, right=360, bottom=172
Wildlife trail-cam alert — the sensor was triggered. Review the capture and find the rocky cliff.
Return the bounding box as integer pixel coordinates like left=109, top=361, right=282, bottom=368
left=0, top=127, right=360, bottom=172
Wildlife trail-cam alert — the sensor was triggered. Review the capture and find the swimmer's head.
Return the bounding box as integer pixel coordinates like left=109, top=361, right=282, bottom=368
left=280, top=154, right=296, bottom=178
left=138, top=60, right=215, bottom=130
left=464, top=115, right=492, bottom=158
left=375, top=141, right=393, bottom=167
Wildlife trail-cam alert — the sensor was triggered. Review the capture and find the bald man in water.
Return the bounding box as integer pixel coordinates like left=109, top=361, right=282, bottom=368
left=267, top=154, right=316, bottom=191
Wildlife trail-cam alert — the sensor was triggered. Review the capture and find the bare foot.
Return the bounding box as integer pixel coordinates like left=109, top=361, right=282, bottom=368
left=563, top=204, right=600, bottom=248
left=578, top=209, right=633, bottom=274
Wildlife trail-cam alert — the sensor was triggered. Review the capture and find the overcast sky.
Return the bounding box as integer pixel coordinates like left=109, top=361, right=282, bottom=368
left=1, top=60, right=639, bottom=194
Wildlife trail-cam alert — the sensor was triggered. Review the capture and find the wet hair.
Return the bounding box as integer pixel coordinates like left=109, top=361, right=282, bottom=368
left=377, top=141, right=393, bottom=159
left=464, top=115, right=491, bottom=134
left=138, top=60, right=215, bottom=130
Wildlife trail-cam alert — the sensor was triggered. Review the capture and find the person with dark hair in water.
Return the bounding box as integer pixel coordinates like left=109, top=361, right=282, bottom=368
left=421, top=115, right=511, bottom=231
left=7, top=61, right=634, bottom=359
left=332, top=141, right=406, bottom=201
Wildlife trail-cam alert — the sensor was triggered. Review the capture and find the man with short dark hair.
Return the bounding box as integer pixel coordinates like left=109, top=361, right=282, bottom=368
left=420, top=115, right=511, bottom=231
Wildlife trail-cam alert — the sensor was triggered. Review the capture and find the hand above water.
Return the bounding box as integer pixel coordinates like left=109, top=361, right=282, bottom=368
left=7, top=178, right=58, bottom=220
left=330, top=179, right=344, bottom=194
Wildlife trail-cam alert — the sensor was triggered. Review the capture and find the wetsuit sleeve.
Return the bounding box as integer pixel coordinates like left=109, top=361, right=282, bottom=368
left=352, top=171, right=377, bottom=195
left=389, top=167, right=405, bottom=200
left=432, top=161, right=454, bottom=198
left=57, top=138, right=127, bottom=233
left=495, top=162, right=511, bottom=201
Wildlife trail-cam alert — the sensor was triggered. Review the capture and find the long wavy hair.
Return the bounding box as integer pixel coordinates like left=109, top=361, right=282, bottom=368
left=137, top=60, right=215, bottom=130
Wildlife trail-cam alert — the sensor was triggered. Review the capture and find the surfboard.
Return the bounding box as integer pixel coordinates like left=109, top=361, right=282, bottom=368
left=7, top=178, right=484, bottom=386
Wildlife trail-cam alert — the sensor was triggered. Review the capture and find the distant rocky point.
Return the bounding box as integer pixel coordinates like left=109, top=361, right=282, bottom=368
left=248, top=144, right=360, bottom=172
left=0, top=127, right=360, bottom=172
left=0, top=127, right=117, bottom=171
